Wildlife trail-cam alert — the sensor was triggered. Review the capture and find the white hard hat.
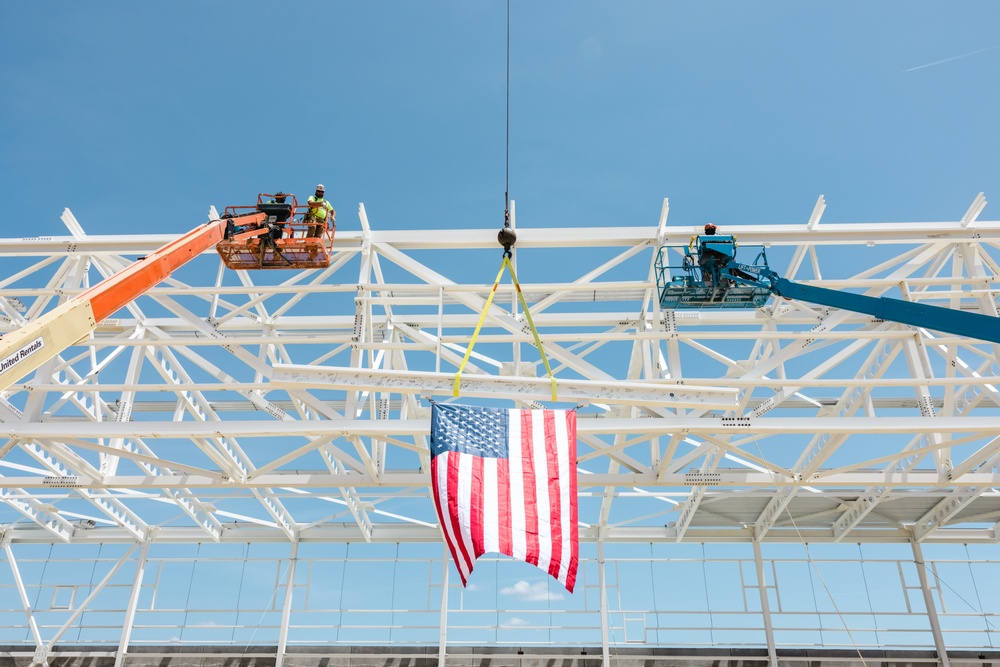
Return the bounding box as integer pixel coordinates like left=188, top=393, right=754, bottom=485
left=316, top=184, right=325, bottom=191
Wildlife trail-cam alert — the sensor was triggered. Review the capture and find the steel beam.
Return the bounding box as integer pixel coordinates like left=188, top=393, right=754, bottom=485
left=5, top=468, right=1000, bottom=491
left=272, top=365, right=737, bottom=409
left=8, top=217, right=1000, bottom=257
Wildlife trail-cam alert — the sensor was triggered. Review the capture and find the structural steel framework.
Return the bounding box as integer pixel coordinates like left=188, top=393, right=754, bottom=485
left=2, top=195, right=1000, bottom=666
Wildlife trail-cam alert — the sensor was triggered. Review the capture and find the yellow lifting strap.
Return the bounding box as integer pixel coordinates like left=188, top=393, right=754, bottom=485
left=453, top=255, right=557, bottom=401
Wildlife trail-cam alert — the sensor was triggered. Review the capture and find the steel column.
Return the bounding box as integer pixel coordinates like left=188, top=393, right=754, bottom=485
left=438, top=544, right=449, bottom=667
left=598, top=539, right=611, bottom=667
left=912, top=540, right=950, bottom=667
left=276, top=541, right=298, bottom=667
left=752, top=539, right=778, bottom=667
left=4, top=543, right=44, bottom=648
left=114, top=540, right=149, bottom=667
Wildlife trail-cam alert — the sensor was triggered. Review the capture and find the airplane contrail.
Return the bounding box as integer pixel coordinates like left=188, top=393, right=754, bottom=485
left=905, top=44, right=1000, bottom=72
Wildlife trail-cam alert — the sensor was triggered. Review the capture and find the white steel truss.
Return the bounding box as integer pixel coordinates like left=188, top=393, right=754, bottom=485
left=1, top=197, right=1000, bottom=547
left=4, top=195, right=1000, bottom=663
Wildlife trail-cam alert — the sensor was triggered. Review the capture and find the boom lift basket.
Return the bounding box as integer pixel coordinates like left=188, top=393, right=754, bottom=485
left=655, top=237, right=772, bottom=309
left=216, top=194, right=335, bottom=270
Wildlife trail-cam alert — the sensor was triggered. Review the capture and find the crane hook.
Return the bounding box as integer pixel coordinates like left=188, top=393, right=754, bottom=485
left=498, top=210, right=516, bottom=258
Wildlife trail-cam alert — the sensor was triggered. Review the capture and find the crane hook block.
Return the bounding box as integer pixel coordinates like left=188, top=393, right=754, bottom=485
left=498, top=226, right=517, bottom=256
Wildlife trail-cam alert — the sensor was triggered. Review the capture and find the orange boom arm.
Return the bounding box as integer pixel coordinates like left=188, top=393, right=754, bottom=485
left=0, top=214, right=264, bottom=392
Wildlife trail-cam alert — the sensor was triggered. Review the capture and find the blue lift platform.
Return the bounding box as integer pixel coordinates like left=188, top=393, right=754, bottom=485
left=656, top=235, right=771, bottom=309
left=656, top=234, right=1000, bottom=345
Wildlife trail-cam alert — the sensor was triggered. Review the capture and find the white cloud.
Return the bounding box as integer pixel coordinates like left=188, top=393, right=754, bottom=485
left=499, top=580, right=564, bottom=602
left=500, top=617, right=531, bottom=628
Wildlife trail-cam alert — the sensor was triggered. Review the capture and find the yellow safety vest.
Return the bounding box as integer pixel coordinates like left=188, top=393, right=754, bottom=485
left=307, top=196, right=333, bottom=222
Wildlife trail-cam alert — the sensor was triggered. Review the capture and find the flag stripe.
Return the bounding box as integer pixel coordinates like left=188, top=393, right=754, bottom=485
left=483, top=457, right=499, bottom=555
left=520, top=409, right=539, bottom=567
left=508, top=411, right=526, bottom=561
left=471, top=455, right=485, bottom=556
left=456, top=453, right=478, bottom=571
left=431, top=454, right=469, bottom=584
left=498, top=457, right=512, bottom=556
left=544, top=410, right=563, bottom=581
left=566, top=415, right=579, bottom=592
left=553, top=413, right=570, bottom=585
left=447, top=452, right=474, bottom=578
left=532, top=410, right=552, bottom=575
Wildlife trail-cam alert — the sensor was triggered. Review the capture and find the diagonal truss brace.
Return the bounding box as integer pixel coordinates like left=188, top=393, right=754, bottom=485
left=319, top=443, right=373, bottom=541
left=20, top=441, right=148, bottom=542
left=0, top=487, right=75, bottom=541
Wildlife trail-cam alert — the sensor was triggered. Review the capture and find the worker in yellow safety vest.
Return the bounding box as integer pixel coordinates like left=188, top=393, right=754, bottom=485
left=305, top=184, right=335, bottom=238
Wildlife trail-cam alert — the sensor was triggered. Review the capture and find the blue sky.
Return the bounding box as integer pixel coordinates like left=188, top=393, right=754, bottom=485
left=3, top=2, right=1000, bottom=238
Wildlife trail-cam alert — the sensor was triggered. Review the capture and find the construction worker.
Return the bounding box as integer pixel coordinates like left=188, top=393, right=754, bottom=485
left=689, top=222, right=717, bottom=248
left=267, top=192, right=290, bottom=241
left=269, top=191, right=290, bottom=213
left=694, top=223, right=723, bottom=287
left=305, top=184, right=335, bottom=238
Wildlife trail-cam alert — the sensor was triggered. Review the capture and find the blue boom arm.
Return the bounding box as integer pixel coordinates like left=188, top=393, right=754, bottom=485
left=720, top=258, right=1000, bottom=345
left=772, top=278, right=1000, bottom=344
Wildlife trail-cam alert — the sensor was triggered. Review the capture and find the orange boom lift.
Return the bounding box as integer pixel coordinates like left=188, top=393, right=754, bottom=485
left=0, top=194, right=335, bottom=392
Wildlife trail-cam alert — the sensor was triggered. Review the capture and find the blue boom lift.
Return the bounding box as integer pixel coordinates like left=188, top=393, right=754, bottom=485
left=655, top=233, right=1000, bottom=344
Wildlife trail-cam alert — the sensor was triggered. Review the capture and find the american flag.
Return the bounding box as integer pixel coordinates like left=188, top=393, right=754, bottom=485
left=430, top=403, right=579, bottom=592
